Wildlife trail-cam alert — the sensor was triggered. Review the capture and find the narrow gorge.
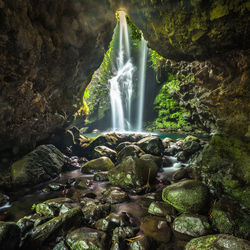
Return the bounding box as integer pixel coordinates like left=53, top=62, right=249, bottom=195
left=0, top=1, right=249, bottom=249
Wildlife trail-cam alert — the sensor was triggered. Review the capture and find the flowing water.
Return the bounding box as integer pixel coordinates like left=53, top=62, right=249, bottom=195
left=136, top=38, right=148, bottom=131
left=110, top=11, right=134, bottom=131
left=109, top=11, right=148, bottom=132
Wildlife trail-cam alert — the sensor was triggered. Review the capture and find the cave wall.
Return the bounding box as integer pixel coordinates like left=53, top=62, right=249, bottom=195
left=0, top=0, right=116, bottom=152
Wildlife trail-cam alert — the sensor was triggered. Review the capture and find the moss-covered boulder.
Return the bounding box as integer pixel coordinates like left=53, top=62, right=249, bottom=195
left=81, top=200, right=110, bottom=224
left=11, top=144, right=65, bottom=187
left=0, top=221, right=21, bottom=250
left=137, top=136, right=164, bottom=156
left=148, top=201, right=176, bottom=217
left=87, top=133, right=119, bottom=150
left=108, top=156, right=158, bottom=189
left=210, top=200, right=250, bottom=240
left=34, top=198, right=75, bottom=217
left=182, top=136, right=201, bottom=155
left=140, top=216, right=171, bottom=243
left=93, top=146, right=117, bottom=162
left=185, top=234, right=250, bottom=250
left=66, top=227, right=107, bottom=250
left=191, top=135, right=250, bottom=209
left=162, top=180, right=209, bottom=213
left=81, top=157, right=114, bottom=174
left=117, top=145, right=145, bottom=163
left=140, top=154, right=163, bottom=168
left=173, top=213, right=211, bottom=239
left=23, top=208, right=83, bottom=247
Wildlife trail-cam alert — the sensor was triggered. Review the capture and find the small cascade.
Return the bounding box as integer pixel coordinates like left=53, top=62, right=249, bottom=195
left=136, top=38, right=148, bottom=131
left=109, top=11, right=134, bottom=131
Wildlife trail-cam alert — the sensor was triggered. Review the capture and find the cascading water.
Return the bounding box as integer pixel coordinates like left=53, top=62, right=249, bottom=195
left=136, top=38, right=148, bottom=131
left=109, top=11, right=148, bottom=132
left=109, top=11, right=134, bottom=131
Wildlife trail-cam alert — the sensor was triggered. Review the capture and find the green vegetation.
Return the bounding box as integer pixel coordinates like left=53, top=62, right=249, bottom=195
left=146, top=49, right=196, bottom=132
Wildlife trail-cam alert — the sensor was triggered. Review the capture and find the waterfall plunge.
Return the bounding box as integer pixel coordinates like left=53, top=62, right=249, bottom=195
left=109, top=11, right=147, bottom=132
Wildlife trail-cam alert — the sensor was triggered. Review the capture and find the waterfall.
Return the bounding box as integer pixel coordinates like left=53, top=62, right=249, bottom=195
left=136, top=38, right=148, bottom=131
left=109, top=11, right=134, bottom=131
left=109, top=11, right=148, bottom=132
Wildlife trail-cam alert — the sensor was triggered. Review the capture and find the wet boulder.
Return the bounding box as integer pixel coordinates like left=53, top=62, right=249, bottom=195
left=210, top=200, right=250, bottom=239
left=108, top=156, right=158, bottom=189
left=116, top=142, right=132, bottom=152
left=182, top=136, right=201, bottom=155
left=66, top=227, right=107, bottom=249
left=117, top=145, right=145, bottom=163
left=86, top=133, right=119, bottom=150
left=112, top=226, right=137, bottom=249
left=0, top=221, right=21, bottom=250
left=11, top=144, right=65, bottom=187
left=162, top=180, right=209, bottom=213
left=148, top=201, right=176, bottom=217
left=140, top=154, right=163, bottom=168
left=173, top=213, right=211, bottom=240
left=93, top=146, right=117, bottom=162
left=137, top=136, right=164, bottom=156
left=35, top=198, right=76, bottom=217
left=23, top=208, right=83, bottom=247
left=102, top=187, right=129, bottom=204
left=129, top=235, right=153, bottom=250
left=81, top=200, right=110, bottom=224
left=81, top=157, right=114, bottom=174
left=172, top=168, right=188, bottom=181
left=185, top=234, right=250, bottom=250
left=140, top=216, right=171, bottom=243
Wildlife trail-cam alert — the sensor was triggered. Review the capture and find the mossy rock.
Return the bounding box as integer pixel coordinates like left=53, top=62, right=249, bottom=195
left=66, top=227, right=106, bottom=250
left=185, top=234, right=250, bottom=250
left=191, top=135, right=250, bottom=209
left=11, top=144, right=65, bottom=187
left=35, top=198, right=75, bottom=217
left=108, top=156, right=158, bottom=189
left=117, top=145, right=145, bottom=163
left=148, top=201, right=176, bottom=217
left=210, top=199, right=250, bottom=240
left=182, top=135, right=201, bottom=155
left=23, top=208, right=83, bottom=248
left=173, top=213, right=211, bottom=240
left=162, top=180, right=209, bottom=213
left=137, top=136, right=164, bottom=156
left=81, top=157, right=115, bottom=174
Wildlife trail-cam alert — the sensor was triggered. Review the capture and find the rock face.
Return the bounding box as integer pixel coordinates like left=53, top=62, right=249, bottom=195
left=0, top=0, right=115, bottom=152
left=11, top=144, right=65, bottom=187
left=111, top=0, right=250, bottom=61
left=190, top=135, right=250, bottom=209
left=162, top=180, right=209, bottom=213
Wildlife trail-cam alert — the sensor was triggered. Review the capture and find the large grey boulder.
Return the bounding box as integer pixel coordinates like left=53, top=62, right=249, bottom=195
left=11, top=144, right=65, bottom=187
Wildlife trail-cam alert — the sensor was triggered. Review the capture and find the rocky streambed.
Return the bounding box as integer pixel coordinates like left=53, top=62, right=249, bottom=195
left=0, top=131, right=249, bottom=250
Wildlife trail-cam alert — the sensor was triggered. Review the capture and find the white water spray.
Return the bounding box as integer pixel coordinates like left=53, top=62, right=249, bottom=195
left=136, top=38, right=148, bottom=131
left=109, top=11, right=134, bottom=131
